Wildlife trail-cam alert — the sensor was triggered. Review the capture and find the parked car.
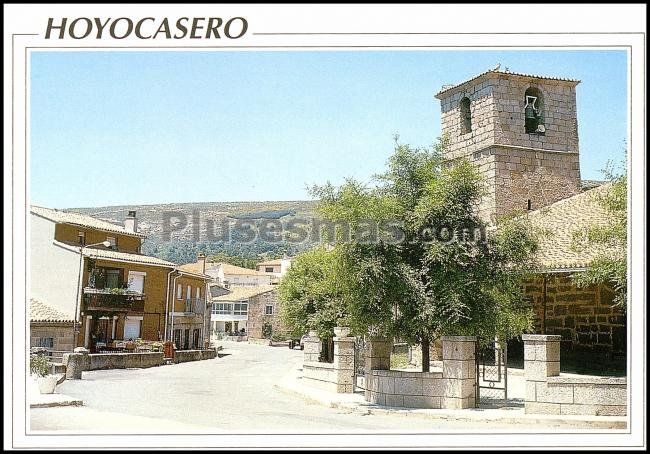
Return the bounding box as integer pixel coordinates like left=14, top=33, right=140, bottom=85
left=288, top=334, right=308, bottom=350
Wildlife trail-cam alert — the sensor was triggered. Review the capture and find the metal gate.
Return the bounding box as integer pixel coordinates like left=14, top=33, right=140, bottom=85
left=475, top=338, right=508, bottom=406
left=353, top=336, right=367, bottom=391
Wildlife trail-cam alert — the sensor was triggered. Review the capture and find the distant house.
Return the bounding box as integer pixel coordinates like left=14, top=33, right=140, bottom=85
left=256, top=257, right=293, bottom=282
left=30, top=297, right=75, bottom=356
left=181, top=254, right=273, bottom=287
left=209, top=285, right=284, bottom=339
left=30, top=206, right=212, bottom=353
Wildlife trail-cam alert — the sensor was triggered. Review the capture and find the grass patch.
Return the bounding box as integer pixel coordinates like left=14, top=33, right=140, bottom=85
left=390, top=352, right=410, bottom=369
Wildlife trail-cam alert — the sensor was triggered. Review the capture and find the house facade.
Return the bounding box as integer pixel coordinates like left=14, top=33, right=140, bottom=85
left=29, top=206, right=211, bottom=353
left=209, top=285, right=284, bottom=339
left=181, top=254, right=273, bottom=287
left=256, top=257, right=293, bottom=284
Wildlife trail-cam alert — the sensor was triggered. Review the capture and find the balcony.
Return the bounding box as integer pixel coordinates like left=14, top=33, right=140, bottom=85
left=83, top=287, right=145, bottom=312
left=184, top=298, right=205, bottom=314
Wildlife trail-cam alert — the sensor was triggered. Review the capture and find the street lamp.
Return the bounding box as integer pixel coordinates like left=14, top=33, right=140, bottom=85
left=73, top=240, right=112, bottom=349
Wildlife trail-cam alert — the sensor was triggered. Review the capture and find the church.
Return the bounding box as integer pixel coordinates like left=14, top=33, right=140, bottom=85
left=435, top=68, right=625, bottom=363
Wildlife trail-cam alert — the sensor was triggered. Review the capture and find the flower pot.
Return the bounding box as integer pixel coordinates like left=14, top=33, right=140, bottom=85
left=37, top=375, right=58, bottom=394
left=333, top=327, right=350, bottom=338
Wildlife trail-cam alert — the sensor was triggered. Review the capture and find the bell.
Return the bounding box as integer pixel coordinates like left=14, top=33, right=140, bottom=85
left=525, top=105, right=536, bottom=119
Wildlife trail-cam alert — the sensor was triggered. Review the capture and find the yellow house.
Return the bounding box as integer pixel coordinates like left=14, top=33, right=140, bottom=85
left=30, top=206, right=211, bottom=353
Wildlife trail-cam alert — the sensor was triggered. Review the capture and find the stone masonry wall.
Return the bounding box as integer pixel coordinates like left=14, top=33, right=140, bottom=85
left=366, top=336, right=477, bottom=409
left=523, top=334, right=626, bottom=416
left=31, top=322, right=74, bottom=352
left=438, top=73, right=579, bottom=160
left=523, top=275, right=626, bottom=356
left=246, top=290, right=286, bottom=339
left=437, top=72, right=581, bottom=222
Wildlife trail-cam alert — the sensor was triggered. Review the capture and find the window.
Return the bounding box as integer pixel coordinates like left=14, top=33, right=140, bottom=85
left=524, top=87, right=545, bottom=134
left=105, top=269, right=120, bottom=289
left=460, top=96, right=472, bottom=134
left=177, top=283, right=182, bottom=299
left=265, top=304, right=274, bottom=315
left=106, top=236, right=117, bottom=250
left=196, top=287, right=201, bottom=300
left=233, top=302, right=248, bottom=316
left=212, top=303, right=232, bottom=315
left=127, top=271, right=145, bottom=293
left=265, top=267, right=274, bottom=273
left=38, top=337, right=54, bottom=348
left=78, top=231, right=86, bottom=245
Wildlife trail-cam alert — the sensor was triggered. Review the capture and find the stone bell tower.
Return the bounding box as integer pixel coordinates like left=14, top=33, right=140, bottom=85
left=435, top=69, right=582, bottom=223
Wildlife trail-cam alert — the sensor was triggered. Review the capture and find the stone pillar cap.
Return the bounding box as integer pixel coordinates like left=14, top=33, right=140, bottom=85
left=521, top=334, right=562, bottom=341
left=440, top=336, right=477, bottom=341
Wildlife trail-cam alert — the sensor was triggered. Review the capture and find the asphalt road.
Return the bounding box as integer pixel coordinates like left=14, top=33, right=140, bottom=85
left=31, top=341, right=613, bottom=436
left=31, top=341, right=534, bottom=433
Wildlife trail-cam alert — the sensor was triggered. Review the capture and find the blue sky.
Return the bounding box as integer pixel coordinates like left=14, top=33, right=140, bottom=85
left=30, top=50, right=628, bottom=208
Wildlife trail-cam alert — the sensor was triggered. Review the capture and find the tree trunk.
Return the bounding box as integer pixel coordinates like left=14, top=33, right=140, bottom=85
left=421, top=336, right=430, bottom=372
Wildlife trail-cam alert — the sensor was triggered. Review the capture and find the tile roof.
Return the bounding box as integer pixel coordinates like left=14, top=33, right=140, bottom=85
left=178, top=262, right=205, bottom=274
left=211, top=285, right=276, bottom=302
left=522, top=183, right=621, bottom=270
left=256, top=259, right=283, bottom=266
left=31, top=205, right=146, bottom=238
left=54, top=241, right=178, bottom=267
left=30, top=298, right=75, bottom=322
left=435, top=69, right=580, bottom=98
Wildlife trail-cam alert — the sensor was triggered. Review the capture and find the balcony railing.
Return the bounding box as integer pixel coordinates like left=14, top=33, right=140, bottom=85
left=184, top=298, right=205, bottom=314
left=83, top=287, right=145, bottom=312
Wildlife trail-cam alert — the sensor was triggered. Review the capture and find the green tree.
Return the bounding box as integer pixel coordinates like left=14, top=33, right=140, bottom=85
left=277, top=246, right=347, bottom=339
left=280, top=138, right=539, bottom=371
left=572, top=161, right=627, bottom=309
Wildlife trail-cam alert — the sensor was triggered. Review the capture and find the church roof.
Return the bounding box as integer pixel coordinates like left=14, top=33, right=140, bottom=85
left=435, top=69, right=580, bottom=99
left=523, top=183, right=622, bottom=271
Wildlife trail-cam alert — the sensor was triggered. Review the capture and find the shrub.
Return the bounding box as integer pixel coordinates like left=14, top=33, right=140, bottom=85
left=30, top=354, right=51, bottom=377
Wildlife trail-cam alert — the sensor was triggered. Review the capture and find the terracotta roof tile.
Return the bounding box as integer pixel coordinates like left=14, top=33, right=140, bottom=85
left=31, top=205, right=146, bottom=238
left=30, top=298, right=74, bottom=322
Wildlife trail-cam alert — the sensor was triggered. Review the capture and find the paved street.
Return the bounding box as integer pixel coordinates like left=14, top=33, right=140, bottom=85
left=30, top=342, right=538, bottom=433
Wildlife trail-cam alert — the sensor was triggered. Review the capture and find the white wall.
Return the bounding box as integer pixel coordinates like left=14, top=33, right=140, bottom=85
left=30, top=214, right=81, bottom=318
left=225, top=274, right=272, bottom=286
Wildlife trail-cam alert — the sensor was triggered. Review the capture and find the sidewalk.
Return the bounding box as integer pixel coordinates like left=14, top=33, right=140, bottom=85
left=27, top=376, right=83, bottom=409
left=274, top=362, right=627, bottom=430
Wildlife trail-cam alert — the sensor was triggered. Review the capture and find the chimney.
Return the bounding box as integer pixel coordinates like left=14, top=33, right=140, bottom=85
left=124, top=210, right=137, bottom=233
left=197, top=252, right=206, bottom=274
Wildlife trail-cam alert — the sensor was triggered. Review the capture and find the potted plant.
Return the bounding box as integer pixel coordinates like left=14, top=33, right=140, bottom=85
left=30, top=354, right=57, bottom=394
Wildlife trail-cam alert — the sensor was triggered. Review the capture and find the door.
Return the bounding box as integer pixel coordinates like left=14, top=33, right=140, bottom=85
left=183, top=329, right=190, bottom=349
left=193, top=329, right=200, bottom=349
left=124, top=318, right=141, bottom=340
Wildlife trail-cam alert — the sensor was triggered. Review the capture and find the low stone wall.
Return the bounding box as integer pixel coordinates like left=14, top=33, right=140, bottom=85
left=201, top=349, right=217, bottom=360
left=303, top=361, right=338, bottom=393
left=88, top=352, right=164, bottom=370
left=173, top=348, right=217, bottom=363
left=302, top=329, right=355, bottom=393
left=523, top=334, right=627, bottom=416
left=365, top=336, right=477, bottom=409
